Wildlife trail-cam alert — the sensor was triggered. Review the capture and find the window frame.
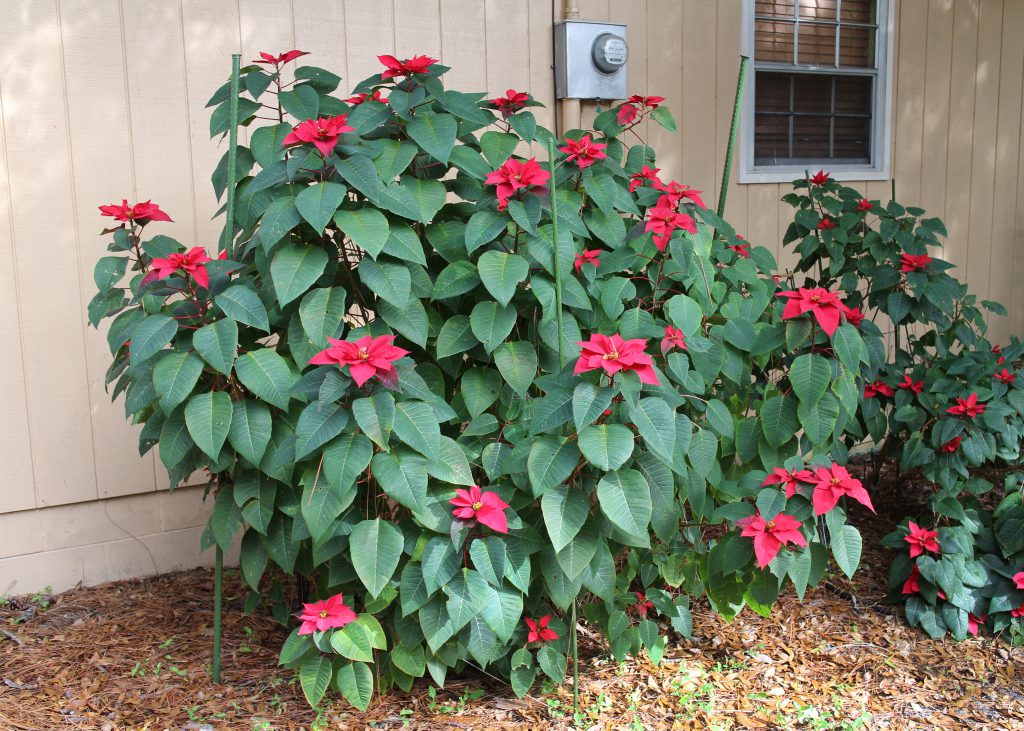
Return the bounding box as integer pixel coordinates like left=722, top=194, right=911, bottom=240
left=738, top=0, right=895, bottom=184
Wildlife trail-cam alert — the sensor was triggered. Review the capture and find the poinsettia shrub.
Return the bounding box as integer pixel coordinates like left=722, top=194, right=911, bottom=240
left=90, top=51, right=881, bottom=709
left=781, top=174, right=1024, bottom=639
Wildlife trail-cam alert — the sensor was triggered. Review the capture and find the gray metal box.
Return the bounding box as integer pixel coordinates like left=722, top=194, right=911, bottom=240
left=554, top=20, right=629, bottom=101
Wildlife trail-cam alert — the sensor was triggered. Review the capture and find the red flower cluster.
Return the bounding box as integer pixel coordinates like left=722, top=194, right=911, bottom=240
left=811, top=463, right=874, bottom=515
left=940, top=436, right=962, bottom=453
left=484, top=157, right=550, bottom=211
left=559, top=134, right=607, bottom=170
left=282, top=115, right=354, bottom=157
left=99, top=199, right=173, bottom=225
left=489, top=89, right=530, bottom=118
left=629, top=165, right=661, bottom=193
left=761, top=466, right=814, bottom=499
left=616, top=94, right=665, bottom=125
left=995, top=368, right=1016, bottom=384
left=345, top=90, right=388, bottom=105
left=253, top=49, right=309, bottom=66
left=777, top=287, right=848, bottom=337
left=631, top=591, right=654, bottom=617
left=144, top=247, right=213, bottom=290
left=856, top=199, right=872, bottom=212
left=450, top=484, right=509, bottom=533
left=817, top=217, right=837, bottom=231
left=309, top=334, right=408, bottom=388
left=946, top=393, right=986, bottom=418
left=378, top=54, right=437, bottom=79
left=898, top=374, right=924, bottom=394
left=900, top=252, right=932, bottom=273
left=1014, top=572, right=1024, bottom=589
left=738, top=511, right=807, bottom=569
left=844, top=306, right=865, bottom=327
left=524, top=615, right=558, bottom=643
left=968, top=613, right=985, bottom=636
left=574, top=249, right=600, bottom=272
left=728, top=242, right=751, bottom=259
left=296, top=593, right=356, bottom=635
left=653, top=180, right=706, bottom=209
left=904, top=521, right=940, bottom=557
left=575, top=334, right=659, bottom=385
left=901, top=566, right=947, bottom=600
left=661, top=326, right=686, bottom=356
left=993, top=344, right=1005, bottom=365
left=810, top=170, right=830, bottom=186
left=864, top=381, right=894, bottom=398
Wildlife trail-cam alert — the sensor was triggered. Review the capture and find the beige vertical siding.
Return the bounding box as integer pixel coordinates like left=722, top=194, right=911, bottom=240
left=0, top=0, right=1022, bottom=590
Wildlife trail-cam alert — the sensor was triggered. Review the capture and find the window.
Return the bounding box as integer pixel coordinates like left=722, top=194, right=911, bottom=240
left=739, top=0, right=893, bottom=183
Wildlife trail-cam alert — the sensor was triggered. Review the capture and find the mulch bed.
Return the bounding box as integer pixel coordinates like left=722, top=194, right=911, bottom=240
left=2, top=491, right=1023, bottom=729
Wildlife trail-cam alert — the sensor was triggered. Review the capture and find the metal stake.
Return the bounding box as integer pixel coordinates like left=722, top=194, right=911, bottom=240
left=718, top=56, right=749, bottom=219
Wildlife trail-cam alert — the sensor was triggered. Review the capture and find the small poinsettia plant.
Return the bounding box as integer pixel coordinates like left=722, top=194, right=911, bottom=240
left=89, top=50, right=882, bottom=709
left=782, top=172, right=1024, bottom=641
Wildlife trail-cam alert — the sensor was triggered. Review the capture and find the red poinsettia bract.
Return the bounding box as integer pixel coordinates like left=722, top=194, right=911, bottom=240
left=629, top=165, right=661, bottom=193
left=811, top=463, right=875, bottom=515
left=378, top=54, right=437, bottom=79
left=856, top=199, right=872, bottom=212
left=559, top=134, right=607, bottom=170
left=489, top=89, right=530, bottom=118
left=940, top=436, right=962, bottom=453
left=632, top=591, right=654, bottom=617
left=946, top=393, right=986, bottom=418
left=575, top=333, right=659, bottom=385
left=309, top=334, right=409, bottom=388
left=777, top=287, right=847, bottom=336
left=810, top=170, right=830, bottom=186
left=296, top=593, right=356, bottom=635
left=485, top=157, right=550, bottom=211
left=864, top=381, right=894, bottom=399
left=345, top=90, right=388, bottom=105
left=995, top=368, right=1016, bottom=384
left=99, top=199, right=173, bottom=225
left=661, top=326, right=686, bottom=356
left=900, top=252, right=932, bottom=273
left=450, top=484, right=509, bottom=533
left=574, top=249, right=601, bottom=272
left=737, top=511, right=808, bottom=569
left=1013, top=571, right=1024, bottom=590
left=728, top=242, right=751, bottom=258
left=145, top=247, right=213, bottom=290
left=524, top=614, right=559, bottom=643
left=761, top=466, right=814, bottom=499
left=616, top=94, right=665, bottom=125
left=253, top=49, right=309, bottom=66
left=898, top=374, right=925, bottom=394
left=904, top=521, right=940, bottom=557
left=282, top=115, right=354, bottom=157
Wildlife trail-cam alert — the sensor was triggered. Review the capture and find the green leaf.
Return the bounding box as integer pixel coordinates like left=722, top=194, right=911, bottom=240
left=211, top=486, right=242, bottom=549
left=338, top=155, right=383, bottom=200
left=628, top=398, right=676, bottom=463
left=229, top=400, right=273, bottom=466
left=93, top=255, right=127, bottom=292
left=407, top=111, right=458, bottom=164
left=832, top=324, right=864, bottom=371
left=130, top=315, right=177, bottom=364
left=393, top=401, right=441, bottom=457
left=436, top=315, right=478, bottom=358
left=760, top=396, right=798, bottom=448
left=438, top=90, right=494, bottom=124
left=578, top=424, right=635, bottom=471
left=330, top=615, right=385, bottom=662
left=426, top=436, right=476, bottom=486
left=159, top=409, right=193, bottom=472
left=371, top=450, right=427, bottom=512
left=324, top=432, right=373, bottom=490
left=184, top=391, right=232, bottom=461
left=477, top=251, right=528, bottom=307
left=687, top=428, right=717, bottom=478
left=705, top=399, right=734, bottom=439
left=302, top=477, right=351, bottom=543
left=215, top=285, right=270, bottom=332
left=390, top=642, right=426, bottom=677
left=334, top=208, right=391, bottom=259
left=258, top=195, right=301, bottom=250
left=527, top=436, right=581, bottom=497
left=352, top=392, right=395, bottom=451
left=249, top=122, right=292, bottom=168
left=280, top=84, right=319, bottom=121
left=358, top=257, right=411, bottom=308
left=153, top=352, right=204, bottom=414
left=537, top=645, right=566, bottom=683
left=494, top=341, right=537, bottom=397
left=479, top=583, right=522, bottom=643
left=398, top=176, right=446, bottom=223
left=597, top=469, right=653, bottom=542
left=271, top=244, right=329, bottom=306
left=831, top=524, right=862, bottom=578
left=461, top=368, right=502, bottom=418
left=572, top=382, right=614, bottom=432
left=541, top=484, right=589, bottom=552
left=295, top=401, right=350, bottom=459
left=295, top=182, right=347, bottom=234
left=238, top=346, right=300, bottom=412
left=298, top=286, right=347, bottom=348
left=350, top=519, right=404, bottom=598
left=798, top=392, right=840, bottom=447
left=465, top=210, right=508, bottom=253
left=335, top=661, right=373, bottom=711
left=480, top=131, right=519, bottom=167
left=444, top=568, right=490, bottom=632
left=299, top=655, right=332, bottom=707
left=651, top=106, right=677, bottom=132
left=193, top=318, right=238, bottom=375
left=790, top=354, right=832, bottom=406
left=469, top=537, right=507, bottom=588
left=470, top=301, right=516, bottom=353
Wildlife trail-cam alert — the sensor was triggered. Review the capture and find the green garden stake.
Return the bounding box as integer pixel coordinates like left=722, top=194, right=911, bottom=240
left=547, top=137, right=577, bottom=715
left=212, top=52, right=242, bottom=685
left=717, top=56, right=749, bottom=219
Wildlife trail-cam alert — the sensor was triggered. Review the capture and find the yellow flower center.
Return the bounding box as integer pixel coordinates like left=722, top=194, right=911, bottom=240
left=831, top=478, right=841, bottom=486
left=319, top=610, right=329, bottom=618
left=811, top=295, right=820, bottom=302
left=358, top=347, right=369, bottom=360
left=472, top=501, right=483, bottom=511
left=603, top=351, right=619, bottom=360
left=766, top=520, right=776, bottom=530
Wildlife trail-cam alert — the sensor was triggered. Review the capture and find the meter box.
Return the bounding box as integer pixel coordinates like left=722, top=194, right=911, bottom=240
left=554, top=20, right=628, bottom=100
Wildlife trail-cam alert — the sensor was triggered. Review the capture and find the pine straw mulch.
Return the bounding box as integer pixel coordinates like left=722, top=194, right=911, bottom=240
left=2, top=512, right=1024, bottom=729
